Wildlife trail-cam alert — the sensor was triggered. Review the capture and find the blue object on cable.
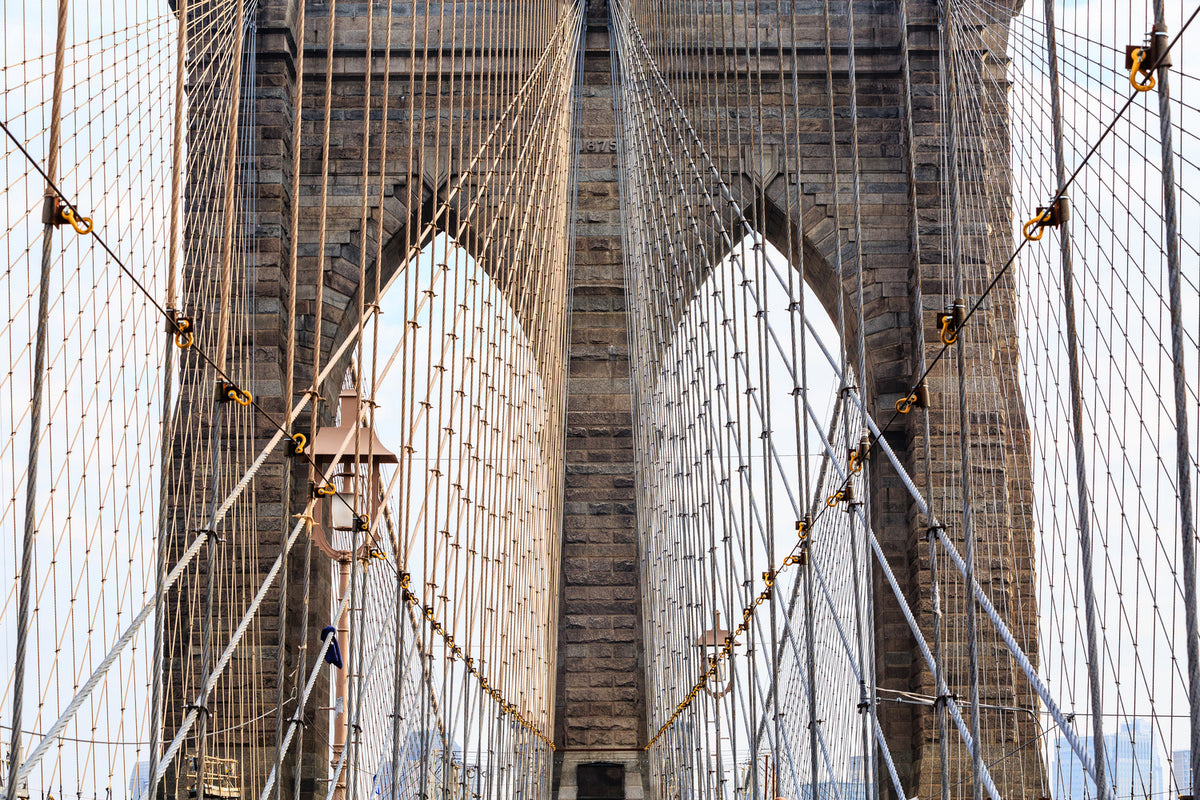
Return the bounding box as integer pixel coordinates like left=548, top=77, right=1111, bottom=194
left=320, top=625, right=343, bottom=669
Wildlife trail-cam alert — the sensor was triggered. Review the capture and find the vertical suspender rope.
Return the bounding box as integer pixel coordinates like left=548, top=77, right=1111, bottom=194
left=273, top=0, right=307, bottom=794
left=304, top=0, right=338, bottom=789
left=894, top=0, right=953, bottom=789
left=367, top=0, right=402, bottom=789
left=344, top=0, right=380, bottom=794
left=7, top=2, right=68, bottom=798
left=1147, top=0, right=1200, bottom=792
left=1042, top=4, right=1114, bottom=800
left=196, top=2, right=246, bottom=797
left=935, top=1, right=986, bottom=797
left=150, top=0, right=189, bottom=792
left=819, top=0, right=875, bottom=792
left=391, top=0, right=422, bottom=780
left=781, top=1, right=822, bottom=791
left=842, top=0, right=879, bottom=794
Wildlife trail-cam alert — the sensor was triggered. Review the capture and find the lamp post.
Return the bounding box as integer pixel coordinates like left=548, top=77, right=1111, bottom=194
left=311, top=391, right=397, bottom=800
left=696, top=614, right=732, bottom=700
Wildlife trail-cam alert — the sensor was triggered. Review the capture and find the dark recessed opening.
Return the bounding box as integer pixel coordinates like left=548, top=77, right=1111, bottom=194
left=577, top=762, right=624, bottom=800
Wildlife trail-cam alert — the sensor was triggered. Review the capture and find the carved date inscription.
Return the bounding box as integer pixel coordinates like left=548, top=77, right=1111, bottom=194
left=580, top=139, right=618, bottom=154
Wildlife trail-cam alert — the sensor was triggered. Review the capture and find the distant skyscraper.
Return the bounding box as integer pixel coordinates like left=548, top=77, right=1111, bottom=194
left=1173, top=750, right=1190, bottom=797
left=128, top=760, right=150, bottom=800
left=1052, top=719, right=1170, bottom=800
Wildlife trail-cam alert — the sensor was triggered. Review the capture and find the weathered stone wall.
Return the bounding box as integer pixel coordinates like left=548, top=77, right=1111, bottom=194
left=169, top=0, right=1043, bottom=798
left=551, top=19, right=652, bottom=798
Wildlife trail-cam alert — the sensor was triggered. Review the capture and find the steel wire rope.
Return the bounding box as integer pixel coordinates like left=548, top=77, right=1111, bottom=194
left=609, top=12, right=1132, bottom=786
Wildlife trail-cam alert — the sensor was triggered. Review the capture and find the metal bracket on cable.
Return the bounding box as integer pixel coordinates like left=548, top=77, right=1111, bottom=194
left=935, top=299, right=966, bottom=345
left=1126, top=24, right=1171, bottom=91
left=796, top=515, right=812, bottom=539
left=826, top=481, right=855, bottom=509
left=193, top=527, right=224, bottom=545
left=166, top=308, right=195, bottom=349
left=183, top=702, right=211, bottom=719
left=895, top=381, right=930, bottom=414
left=41, top=194, right=93, bottom=234
left=1022, top=197, right=1070, bottom=241
left=216, top=379, right=253, bottom=406
left=848, top=433, right=871, bottom=473
left=287, top=433, right=307, bottom=456
left=857, top=682, right=872, bottom=712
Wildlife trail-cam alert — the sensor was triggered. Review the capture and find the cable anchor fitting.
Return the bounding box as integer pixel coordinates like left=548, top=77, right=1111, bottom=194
left=796, top=514, right=812, bottom=540
left=896, top=380, right=931, bottom=414
left=166, top=309, right=195, bottom=349
left=784, top=549, right=807, bottom=567
left=935, top=299, right=966, bottom=345
left=848, top=433, right=871, bottom=473
left=1126, top=25, right=1171, bottom=92
left=42, top=195, right=93, bottom=235
left=1023, top=197, right=1069, bottom=241
left=826, top=482, right=855, bottom=508
left=216, top=379, right=252, bottom=406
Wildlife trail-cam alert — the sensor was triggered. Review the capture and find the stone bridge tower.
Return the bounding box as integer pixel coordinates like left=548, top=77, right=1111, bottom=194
left=168, top=0, right=1043, bottom=797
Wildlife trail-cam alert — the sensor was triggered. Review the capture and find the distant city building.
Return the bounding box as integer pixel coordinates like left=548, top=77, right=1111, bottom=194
left=128, top=761, right=150, bottom=800
left=786, top=755, right=867, bottom=800
left=1172, top=750, right=1190, bottom=797
left=1052, top=719, right=1171, bottom=800
left=371, top=729, right=463, bottom=799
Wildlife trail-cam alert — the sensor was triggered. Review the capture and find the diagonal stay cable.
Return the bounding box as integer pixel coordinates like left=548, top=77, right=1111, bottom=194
left=0, top=6, right=579, bottom=509
left=612, top=3, right=1194, bottom=784
left=885, top=0, right=1199, bottom=436
left=1, top=25, right=582, bottom=771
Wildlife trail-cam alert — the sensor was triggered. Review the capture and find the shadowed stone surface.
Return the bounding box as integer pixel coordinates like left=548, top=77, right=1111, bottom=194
left=171, top=0, right=1043, bottom=797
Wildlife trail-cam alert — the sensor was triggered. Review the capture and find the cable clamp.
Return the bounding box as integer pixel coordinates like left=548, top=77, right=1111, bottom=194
left=848, top=433, right=870, bottom=473
left=312, top=481, right=337, bottom=499
left=795, top=514, right=812, bottom=539
left=216, top=379, right=253, bottom=406
left=935, top=299, right=966, bottom=345
left=1023, top=198, right=1068, bottom=241
left=184, top=701, right=211, bottom=718
left=288, top=432, right=307, bottom=456
left=1126, top=26, right=1170, bottom=92
left=165, top=308, right=195, bottom=349
left=826, top=482, right=854, bottom=507
left=193, top=527, right=224, bottom=544
left=43, top=195, right=94, bottom=234
left=896, top=380, right=931, bottom=414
